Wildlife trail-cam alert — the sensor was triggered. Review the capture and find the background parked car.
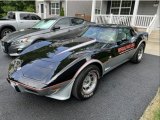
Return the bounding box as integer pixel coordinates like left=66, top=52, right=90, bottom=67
left=0, top=11, right=41, bottom=38
left=0, top=16, right=91, bottom=56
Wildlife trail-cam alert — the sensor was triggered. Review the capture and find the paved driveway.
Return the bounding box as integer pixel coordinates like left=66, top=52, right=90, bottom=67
left=0, top=49, right=159, bottom=120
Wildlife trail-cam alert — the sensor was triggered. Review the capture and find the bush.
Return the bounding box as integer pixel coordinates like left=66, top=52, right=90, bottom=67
left=0, top=1, right=35, bottom=18
left=60, top=7, right=64, bottom=16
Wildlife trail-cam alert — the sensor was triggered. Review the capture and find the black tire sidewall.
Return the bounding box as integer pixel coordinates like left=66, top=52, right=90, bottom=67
left=72, top=65, right=100, bottom=100
left=1, top=28, right=13, bottom=38
left=131, top=43, right=145, bottom=63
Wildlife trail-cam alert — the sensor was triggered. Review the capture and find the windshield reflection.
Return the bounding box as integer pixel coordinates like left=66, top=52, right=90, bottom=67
left=82, top=26, right=117, bottom=43
left=32, top=19, right=56, bottom=29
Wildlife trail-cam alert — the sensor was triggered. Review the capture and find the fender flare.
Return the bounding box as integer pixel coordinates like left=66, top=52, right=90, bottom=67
left=65, top=59, right=103, bottom=99
left=46, top=59, right=104, bottom=100
left=72, top=59, right=104, bottom=80
left=0, top=24, right=16, bottom=32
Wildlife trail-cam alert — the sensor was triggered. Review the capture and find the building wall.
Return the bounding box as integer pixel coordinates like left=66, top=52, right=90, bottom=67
left=101, top=1, right=107, bottom=14
left=67, top=1, right=92, bottom=17
left=138, top=1, right=158, bottom=15
left=154, top=2, right=160, bottom=29
left=95, top=1, right=107, bottom=14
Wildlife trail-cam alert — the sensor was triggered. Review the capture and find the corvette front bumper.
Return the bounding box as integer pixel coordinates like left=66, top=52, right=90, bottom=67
left=7, top=78, right=74, bottom=100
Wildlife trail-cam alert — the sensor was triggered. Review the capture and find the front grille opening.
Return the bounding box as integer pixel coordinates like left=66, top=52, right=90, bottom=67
left=4, top=42, right=11, bottom=53
left=25, top=88, right=38, bottom=93
left=15, top=86, right=21, bottom=92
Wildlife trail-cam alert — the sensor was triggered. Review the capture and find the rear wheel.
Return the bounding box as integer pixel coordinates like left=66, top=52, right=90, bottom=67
left=0, top=28, right=13, bottom=39
left=130, top=43, right=145, bottom=63
left=72, top=65, right=100, bottom=100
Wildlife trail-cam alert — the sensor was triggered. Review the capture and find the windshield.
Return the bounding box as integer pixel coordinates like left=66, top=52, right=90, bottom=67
left=32, top=19, right=56, bottom=29
left=82, top=26, right=117, bottom=43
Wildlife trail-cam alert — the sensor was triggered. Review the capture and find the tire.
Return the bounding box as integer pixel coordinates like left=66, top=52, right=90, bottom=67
left=130, top=43, right=145, bottom=63
left=0, top=28, right=13, bottom=39
left=72, top=65, right=100, bottom=100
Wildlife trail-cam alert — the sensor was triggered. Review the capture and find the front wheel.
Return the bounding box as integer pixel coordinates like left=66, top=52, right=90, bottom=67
left=72, top=65, right=100, bottom=100
left=0, top=28, right=13, bottom=39
left=130, top=43, right=145, bottom=63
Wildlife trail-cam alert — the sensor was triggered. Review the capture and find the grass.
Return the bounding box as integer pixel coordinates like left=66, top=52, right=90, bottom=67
left=140, top=88, right=160, bottom=120
left=154, top=108, right=160, bottom=120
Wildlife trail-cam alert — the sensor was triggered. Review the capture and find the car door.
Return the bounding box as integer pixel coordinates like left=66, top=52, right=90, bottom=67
left=18, top=13, right=39, bottom=30
left=48, top=18, right=74, bottom=39
left=69, top=18, right=87, bottom=36
left=104, top=28, right=135, bottom=72
left=114, top=28, right=136, bottom=63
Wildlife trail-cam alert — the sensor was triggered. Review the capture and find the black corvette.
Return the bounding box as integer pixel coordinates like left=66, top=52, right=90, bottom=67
left=7, top=24, right=148, bottom=100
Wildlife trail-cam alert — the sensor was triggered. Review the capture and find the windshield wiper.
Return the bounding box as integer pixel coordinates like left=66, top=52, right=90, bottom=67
left=29, top=28, right=41, bottom=30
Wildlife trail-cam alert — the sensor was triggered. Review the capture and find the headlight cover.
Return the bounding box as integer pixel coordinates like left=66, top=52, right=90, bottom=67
left=8, top=59, right=23, bottom=77
left=12, top=37, right=30, bottom=45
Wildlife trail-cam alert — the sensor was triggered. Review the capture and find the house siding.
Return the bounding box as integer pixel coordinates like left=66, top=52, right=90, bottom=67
left=154, top=1, right=160, bottom=28
left=138, top=1, right=158, bottom=15
left=101, top=1, right=107, bottom=14
left=67, top=1, right=92, bottom=17
left=95, top=1, right=107, bottom=14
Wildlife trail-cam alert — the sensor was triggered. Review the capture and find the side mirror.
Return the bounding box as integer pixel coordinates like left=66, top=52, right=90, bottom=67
left=131, top=36, right=136, bottom=42
left=52, top=26, right=60, bottom=31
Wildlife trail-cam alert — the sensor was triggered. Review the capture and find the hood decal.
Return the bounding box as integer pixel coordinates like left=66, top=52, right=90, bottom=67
left=57, top=39, right=97, bottom=55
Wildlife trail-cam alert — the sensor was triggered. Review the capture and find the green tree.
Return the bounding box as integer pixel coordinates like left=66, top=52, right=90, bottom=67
left=0, top=0, right=35, bottom=18
left=60, top=7, right=64, bottom=16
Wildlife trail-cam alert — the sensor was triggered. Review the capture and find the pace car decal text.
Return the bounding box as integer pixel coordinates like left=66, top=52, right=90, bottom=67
left=118, top=43, right=135, bottom=54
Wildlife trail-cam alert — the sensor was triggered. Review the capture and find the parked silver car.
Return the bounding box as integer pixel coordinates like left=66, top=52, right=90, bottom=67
left=1, top=16, right=90, bottom=56
left=0, top=11, right=41, bottom=38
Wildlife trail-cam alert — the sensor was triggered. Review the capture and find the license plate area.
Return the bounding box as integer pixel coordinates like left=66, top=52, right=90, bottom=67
left=10, top=81, right=16, bottom=88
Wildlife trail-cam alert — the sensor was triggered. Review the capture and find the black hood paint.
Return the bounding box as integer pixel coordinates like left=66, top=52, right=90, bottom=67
left=9, top=37, right=105, bottom=88
left=3, top=28, right=50, bottom=43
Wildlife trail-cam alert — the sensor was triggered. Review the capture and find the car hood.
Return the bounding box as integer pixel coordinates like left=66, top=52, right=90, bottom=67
left=9, top=37, right=105, bottom=88
left=2, top=28, right=49, bottom=43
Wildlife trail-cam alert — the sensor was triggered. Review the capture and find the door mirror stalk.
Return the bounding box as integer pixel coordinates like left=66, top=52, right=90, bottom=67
left=52, top=26, right=60, bottom=31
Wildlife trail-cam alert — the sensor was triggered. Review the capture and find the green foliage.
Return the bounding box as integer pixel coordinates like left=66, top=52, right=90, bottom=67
left=0, top=0, right=35, bottom=18
left=60, top=7, right=64, bottom=16
left=154, top=108, right=160, bottom=120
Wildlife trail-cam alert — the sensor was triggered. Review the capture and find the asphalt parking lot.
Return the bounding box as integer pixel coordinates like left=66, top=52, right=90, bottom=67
left=0, top=48, right=159, bottom=120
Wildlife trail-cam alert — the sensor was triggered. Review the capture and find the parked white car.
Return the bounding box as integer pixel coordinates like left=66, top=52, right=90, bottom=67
left=0, top=11, right=41, bottom=39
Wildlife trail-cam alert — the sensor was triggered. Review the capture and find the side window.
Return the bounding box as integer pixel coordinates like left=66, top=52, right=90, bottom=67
left=71, top=18, right=84, bottom=25
left=20, top=13, right=31, bottom=20
left=30, top=14, right=41, bottom=20
left=124, top=28, right=132, bottom=40
left=30, top=15, right=37, bottom=20
left=7, top=12, right=15, bottom=19
left=117, top=29, right=126, bottom=41
left=130, top=28, right=136, bottom=36
left=36, top=15, right=41, bottom=20
left=55, top=18, right=71, bottom=28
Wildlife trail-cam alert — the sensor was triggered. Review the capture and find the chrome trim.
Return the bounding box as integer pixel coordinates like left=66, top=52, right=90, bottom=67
left=9, top=53, right=20, bottom=56
left=132, top=39, right=146, bottom=56
left=105, top=67, right=110, bottom=71
left=137, top=40, right=146, bottom=49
